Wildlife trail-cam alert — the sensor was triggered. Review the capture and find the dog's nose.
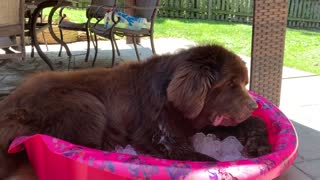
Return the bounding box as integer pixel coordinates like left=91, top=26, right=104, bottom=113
left=248, top=100, right=258, bottom=110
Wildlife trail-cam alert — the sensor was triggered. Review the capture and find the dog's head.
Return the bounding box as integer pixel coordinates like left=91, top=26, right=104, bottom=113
left=167, top=45, right=257, bottom=129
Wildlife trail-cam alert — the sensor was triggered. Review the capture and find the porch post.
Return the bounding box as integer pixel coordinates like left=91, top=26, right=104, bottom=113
left=250, top=0, right=289, bottom=106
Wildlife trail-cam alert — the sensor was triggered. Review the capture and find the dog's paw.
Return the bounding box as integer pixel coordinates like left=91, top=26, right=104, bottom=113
left=243, top=136, right=272, bottom=158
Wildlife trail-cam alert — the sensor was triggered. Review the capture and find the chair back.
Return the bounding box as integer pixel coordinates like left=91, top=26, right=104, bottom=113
left=87, top=0, right=117, bottom=18
left=0, top=0, right=25, bottom=60
left=135, top=0, right=160, bottom=21
left=91, top=0, right=117, bottom=7
left=0, top=0, right=23, bottom=28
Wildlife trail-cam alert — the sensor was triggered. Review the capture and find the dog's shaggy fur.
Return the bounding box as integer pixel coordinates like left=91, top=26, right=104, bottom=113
left=0, top=45, right=264, bottom=178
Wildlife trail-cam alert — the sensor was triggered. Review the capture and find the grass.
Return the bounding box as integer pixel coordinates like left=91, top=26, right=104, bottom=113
left=154, top=18, right=253, bottom=58
left=43, top=8, right=320, bottom=75
left=43, top=8, right=87, bottom=24
left=284, top=29, right=320, bottom=75
left=154, top=18, right=320, bottom=75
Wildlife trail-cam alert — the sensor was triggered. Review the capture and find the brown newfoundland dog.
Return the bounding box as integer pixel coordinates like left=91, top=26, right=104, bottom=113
left=0, top=45, right=261, bottom=178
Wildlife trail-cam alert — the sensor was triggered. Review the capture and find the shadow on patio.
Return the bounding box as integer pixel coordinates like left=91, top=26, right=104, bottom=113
left=0, top=38, right=195, bottom=98
left=276, top=121, right=320, bottom=180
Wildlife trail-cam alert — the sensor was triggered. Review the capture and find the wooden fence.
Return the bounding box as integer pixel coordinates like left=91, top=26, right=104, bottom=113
left=77, top=0, right=320, bottom=28
left=287, top=0, right=320, bottom=28
left=159, top=0, right=320, bottom=28
left=159, top=0, right=254, bottom=23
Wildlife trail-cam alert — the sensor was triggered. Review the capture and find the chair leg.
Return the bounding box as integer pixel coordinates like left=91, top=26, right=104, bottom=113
left=67, top=55, right=72, bottom=70
left=58, top=28, right=63, bottom=57
left=110, top=41, right=116, bottom=67
left=150, top=33, right=156, bottom=55
left=90, top=31, right=96, bottom=63
left=31, top=37, right=35, bottom=58
left=112, top=34, right=120, bottom=56
left=42, top=32, right=49, bottom=51
left=90, top=31, right=96, bottom=49
left=92, top=34, right=98, bottom=67
left=84, top=29, right=90, bottom=62
left=113, top=35, right=120, bottom=56
left=132, top=36, right=140, bottom=61
left=110, top=35, right=117, bottom=67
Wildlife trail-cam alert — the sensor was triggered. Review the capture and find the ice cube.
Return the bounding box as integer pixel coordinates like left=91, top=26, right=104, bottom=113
left=192, top=132, right=207, bottom=151
left=206, top=133, right=218, bottom=141
left=192, top=133, right=221, bottom=158
left=192, top=133, right=247, bottom=162
left=219, top=151, right=242, bottom=161
left=218, top=136, right=246, bottom=161
left=114, top=145, right=123, bottom=152
left=221, top=136, right=244, bottom=152
left=121, top=145, right=137, bottom=155
left=114, top=145, right=137, bottom=155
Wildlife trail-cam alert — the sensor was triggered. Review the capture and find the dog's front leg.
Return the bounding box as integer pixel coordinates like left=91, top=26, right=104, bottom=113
left=236, top=116, right=272, bottom=157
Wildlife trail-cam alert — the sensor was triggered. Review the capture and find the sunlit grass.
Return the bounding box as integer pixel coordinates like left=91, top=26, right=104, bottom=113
left=154, top=18, right=320, bottom=75
left=284, top=29, right=320, bottom=74
left=154, top=18, right=252, bottom=57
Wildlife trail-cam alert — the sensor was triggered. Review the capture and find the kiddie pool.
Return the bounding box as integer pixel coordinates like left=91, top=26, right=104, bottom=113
left=9, top=92, right=298, bottom=180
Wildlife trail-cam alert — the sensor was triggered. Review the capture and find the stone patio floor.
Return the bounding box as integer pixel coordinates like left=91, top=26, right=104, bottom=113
left=1, top=38, right=320, bottom=179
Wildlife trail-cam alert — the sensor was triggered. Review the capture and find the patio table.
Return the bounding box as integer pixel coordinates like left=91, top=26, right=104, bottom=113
left=25, top=0, right=72, bottom=70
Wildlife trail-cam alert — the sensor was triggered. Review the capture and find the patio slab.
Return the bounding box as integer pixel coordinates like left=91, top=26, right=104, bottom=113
left=276, top=166, right=312, bottom=180
left=295, top=160, right=320, bottom=179
left=280, top=76, right=320, bottom=131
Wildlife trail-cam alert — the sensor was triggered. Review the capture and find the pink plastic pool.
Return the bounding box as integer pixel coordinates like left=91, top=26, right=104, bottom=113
left=8, top=92, right=298, bottom=180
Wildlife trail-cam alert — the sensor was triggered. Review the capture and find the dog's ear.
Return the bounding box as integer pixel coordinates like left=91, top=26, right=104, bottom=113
left=167, top=63, right=218, bottom=119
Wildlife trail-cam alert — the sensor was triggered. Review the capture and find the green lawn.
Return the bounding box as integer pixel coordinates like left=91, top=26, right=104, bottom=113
left=154, top=18, right=320, bottom=75
left=284, top=29, right=320, bottom=75
left=154, top=18, right=252, bottom=57
left=43, top=9, right=320, bottom=75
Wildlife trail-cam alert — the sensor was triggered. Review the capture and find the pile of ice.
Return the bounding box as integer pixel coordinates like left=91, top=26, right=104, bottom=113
left=114, top=145, right=137, bottom=155
left=192, top=133, right=247, bottom=161
left=113, top=133, right=247, bottom=162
